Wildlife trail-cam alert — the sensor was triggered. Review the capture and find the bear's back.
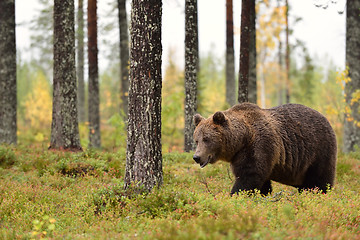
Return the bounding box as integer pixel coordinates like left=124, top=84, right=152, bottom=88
left=269, top=103, right=335, bottom=139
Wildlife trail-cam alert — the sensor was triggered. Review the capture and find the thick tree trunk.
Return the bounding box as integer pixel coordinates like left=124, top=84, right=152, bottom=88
left=77, top=0, right=85, bottom=123
left=0, top=0, right=17, bottom=145
left=88, top=0, right=101, bottom=148
left=50, top=0, right=82, bottom=151
left=226, top=0, right=236, bottom=107
left=117, top=0, right=130, bottom=118
left=343, top=0, right=360, bottom=153
left=125, top=0, right=163, bottom=192
left=248, top=1, right=257, bottom=104
left=184, top=0, right=198, bottom=152
left=238, top=0, right=251, bottom=103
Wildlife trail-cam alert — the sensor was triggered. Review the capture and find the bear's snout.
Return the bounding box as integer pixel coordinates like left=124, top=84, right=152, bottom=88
left=193, top=155, right=201, bottom=163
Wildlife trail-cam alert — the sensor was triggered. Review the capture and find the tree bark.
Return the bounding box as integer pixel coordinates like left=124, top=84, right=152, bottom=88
left=125, top=0, right=163, bottom=192
left=50, top=0, right=82, bottom=151
left=278, top=40, right=284, bottom=106
left=238, top=0, right=251, bottom=103
left=0, top=0, right=17, bottom=145
left=343, top=0, right=360, bottom=153
left=117, top=0, right=130, bottom=118
left=285, top=0, right=290, bottom=103
left=77, top=0, right=85, bottom=123
left=184, top=0, right=198, bottom=152
left=226, top=0, right=236, bottom=107
left=88, top=0, right=101, bottom=148
left=248, top=0, right=257, bottom=104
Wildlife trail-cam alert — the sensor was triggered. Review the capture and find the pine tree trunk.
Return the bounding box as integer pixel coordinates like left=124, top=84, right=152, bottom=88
left=88, top=0, right=101, bottom=148
left=184, top=0, right=198, bottom=152
left=238, top=0, right=251, bottom=103
left=125, top=0, right=163, bottom=192
left=285, top=0, right=290, bottom=103
left=226, top=0, right=236, bottom=107
left=117, top=0, right=130, bottom=118
left=277, top=0, right=284, bottom=106
left=248, top=1, right=257, bottom=104
left=343, top=0, right=360, bottom=153
left=0, top=0, right=17, bottom=145
left=278, top=40, right=284, bottom=106
left=50, top=0, right=82, bottom=151
left=77, top=0, right=86, bottom=123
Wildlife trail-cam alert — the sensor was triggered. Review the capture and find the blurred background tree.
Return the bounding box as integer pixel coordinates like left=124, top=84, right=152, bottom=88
left=9, top=0, right=354, bottom=153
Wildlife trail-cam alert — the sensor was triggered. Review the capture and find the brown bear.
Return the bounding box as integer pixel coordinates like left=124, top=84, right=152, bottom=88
left=193, top=103, right=337, bottom=195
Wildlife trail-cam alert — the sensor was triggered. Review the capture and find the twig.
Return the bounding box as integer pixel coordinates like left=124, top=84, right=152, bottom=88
left=199, top=174, right=217, bottom=199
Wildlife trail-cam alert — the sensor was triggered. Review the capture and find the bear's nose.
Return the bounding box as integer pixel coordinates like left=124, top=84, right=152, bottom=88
left=193, top=155, right=201, bottom=163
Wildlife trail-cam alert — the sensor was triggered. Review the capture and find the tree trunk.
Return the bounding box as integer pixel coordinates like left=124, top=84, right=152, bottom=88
left=29, top=1, right=53, bottom=80
left=259, top=61, right=266, bottom=108
left=125, top=0, right=163, bottom=192
left=77, top=0, right=85, bottom=123
left=343, top=0, right=360, bottom=153
left=238, top=0, right=252, bottom=103
left=88, top=0, right=101, bottom=148
left=285, top=0, right=290, bottom=103
left=50, top=0, right=82, bottom=151
left=248, top=0, right=257, bottom=104
left=184, top=0, right=198, bottom=152
left=117, top=0, right=130, bottom=118
left=226, top=0, right=236, bottom=107
left=0, top=0, right=17, bottom=145
left=278, top=40, right=284, bottom=106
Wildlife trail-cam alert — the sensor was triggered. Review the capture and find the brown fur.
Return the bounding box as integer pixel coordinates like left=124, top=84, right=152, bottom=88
left=193, top=103, right=337, bottom=195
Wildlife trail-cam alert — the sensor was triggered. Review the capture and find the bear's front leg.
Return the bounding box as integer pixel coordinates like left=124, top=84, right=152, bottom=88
left=230, top=175, right=266, bottom=196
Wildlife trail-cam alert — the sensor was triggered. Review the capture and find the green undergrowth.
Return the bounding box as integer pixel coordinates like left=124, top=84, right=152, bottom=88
left=0, top=145, right=359, bottom=239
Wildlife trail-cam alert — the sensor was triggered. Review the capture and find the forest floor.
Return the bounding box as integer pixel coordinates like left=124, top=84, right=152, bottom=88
left=0, top=144, right=359, bottom=239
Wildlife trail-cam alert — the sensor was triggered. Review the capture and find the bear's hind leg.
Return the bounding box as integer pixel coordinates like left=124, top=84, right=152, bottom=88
left=299, top=162, right=335, bottom=194
left=260, top=180, right=272, bottom=195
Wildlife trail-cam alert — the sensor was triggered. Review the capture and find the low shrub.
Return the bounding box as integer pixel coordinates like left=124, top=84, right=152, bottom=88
left=0, top=146, right=17, bottom=168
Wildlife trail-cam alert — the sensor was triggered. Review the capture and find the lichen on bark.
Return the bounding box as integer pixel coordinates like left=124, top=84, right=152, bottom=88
left=125, top=0, right=163, bottom=192
left=184, top=0, right=198, bottom=152
left=238, top=0, right=252, bottom=104
left=0, top=0, right=17, bottom=145
left=343, top=0, right=360, bottom=153
left=49, top=0, right=82, bottom=151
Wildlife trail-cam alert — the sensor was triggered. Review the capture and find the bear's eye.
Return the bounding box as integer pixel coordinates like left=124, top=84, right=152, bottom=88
left=203, top=137, right=209, bottom=143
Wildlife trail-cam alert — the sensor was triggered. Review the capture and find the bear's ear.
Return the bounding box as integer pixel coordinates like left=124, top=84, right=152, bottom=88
left=213, top=111, right=227, bottom=126
left=193, top=114, right=204, bottom=127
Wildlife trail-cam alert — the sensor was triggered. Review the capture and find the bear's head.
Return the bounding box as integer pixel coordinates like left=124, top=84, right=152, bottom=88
left=192, top=111, right=229, bottom=168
